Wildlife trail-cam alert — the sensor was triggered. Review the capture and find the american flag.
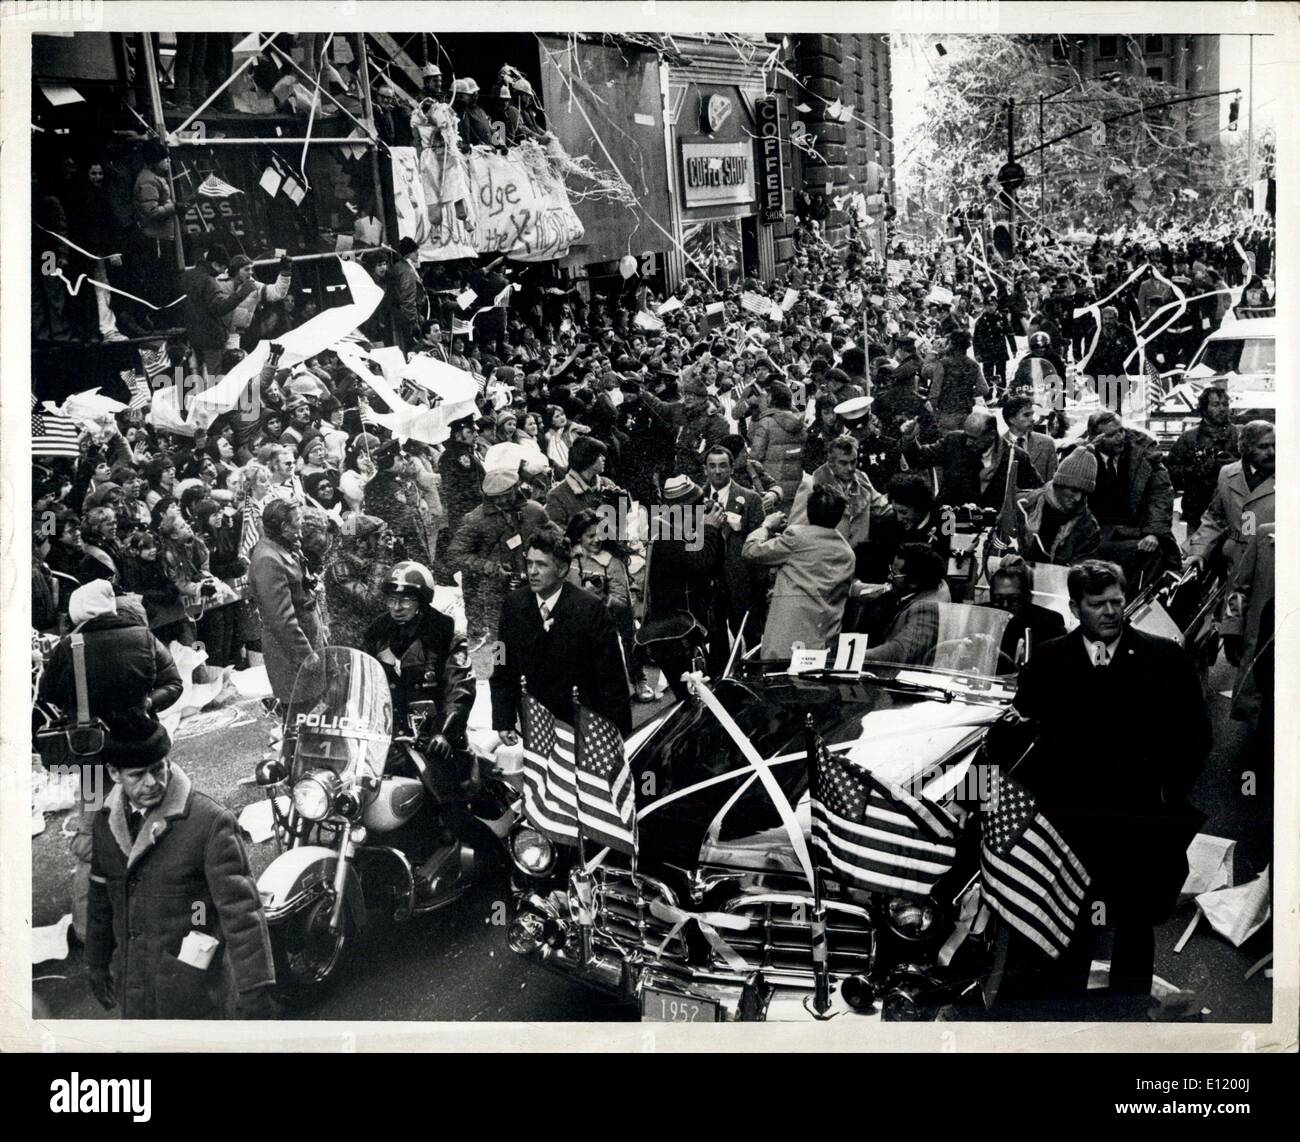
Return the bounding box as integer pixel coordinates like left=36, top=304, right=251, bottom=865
left=139, top=343, right=172, bottom=381
left=520, top=689, right=579, bottom=845
left=575, top=703, right=635, bottom=854
left=119, top=369, right=152, bottom=411
left=979, top=768, right=1090, bottom=960
left=31, top=393, right=81, bottom=458
left=197, top=173, right=243, bottom=198
left=810, top=741, right=959, bottom=899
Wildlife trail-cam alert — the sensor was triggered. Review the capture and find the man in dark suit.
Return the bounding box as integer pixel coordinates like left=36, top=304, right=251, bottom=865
left=900, top=411, right=1041, bottom=511
left=1000, top=559, right=1210, bottom=1019
left=983, top=554, right=1067, bottom=669
left=702, top=445, right=768, bottom=657
left=386, top=236, right=427, bottom=353
left=491, top=525, right=631, bottom=742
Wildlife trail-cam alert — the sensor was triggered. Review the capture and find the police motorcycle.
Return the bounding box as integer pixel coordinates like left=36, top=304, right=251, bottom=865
left=254, top=564, right=517, bottom=1000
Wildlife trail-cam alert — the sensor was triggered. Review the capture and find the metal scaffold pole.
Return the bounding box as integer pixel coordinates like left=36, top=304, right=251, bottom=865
left=140, top=33, right=185, bottom=272
left=356, top=32, right=394, bottom=244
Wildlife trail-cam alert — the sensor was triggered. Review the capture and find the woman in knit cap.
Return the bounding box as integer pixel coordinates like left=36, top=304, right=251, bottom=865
left=1013, top=445, right=1102, bottom=566
left=296, top=432, right=331, bottom=479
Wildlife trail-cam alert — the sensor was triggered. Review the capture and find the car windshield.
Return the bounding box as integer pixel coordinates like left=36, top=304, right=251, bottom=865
left=833, top=601, right=1017, bottom=683
left=1194, top=337, right=1274, bottom=376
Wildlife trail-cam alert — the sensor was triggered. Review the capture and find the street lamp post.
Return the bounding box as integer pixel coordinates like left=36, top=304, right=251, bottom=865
left=1038, top=83, right=1076, bottom=221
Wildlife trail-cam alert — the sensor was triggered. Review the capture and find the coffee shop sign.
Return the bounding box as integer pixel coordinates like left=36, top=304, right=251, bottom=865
left=681, top=142, right=755, bottom=208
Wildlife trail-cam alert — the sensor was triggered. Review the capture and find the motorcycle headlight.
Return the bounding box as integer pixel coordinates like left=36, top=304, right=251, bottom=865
left=510, top=826, right=557, bottom=877
left=887, top=897, right=937, bottom=940
left=292, top=770, right=341, bottom=821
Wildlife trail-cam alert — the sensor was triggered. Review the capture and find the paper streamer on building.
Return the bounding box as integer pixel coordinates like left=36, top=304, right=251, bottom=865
left=415, top=141, right=584, bottom=263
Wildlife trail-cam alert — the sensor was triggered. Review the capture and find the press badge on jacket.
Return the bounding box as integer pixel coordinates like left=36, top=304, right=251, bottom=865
left=505, top=534, right=522, bottom=549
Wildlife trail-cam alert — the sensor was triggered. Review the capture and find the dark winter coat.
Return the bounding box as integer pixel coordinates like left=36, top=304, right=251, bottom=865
left=1012, top=626, right=1210, bottom=924
left=1067, top=431, right=1174, bottom=541
left=38, top=611, right=182, bottom=717
left=247, top=534, right=325, bottom=702
left=749, top=409, right=807, bottom=504
left=902, top=432, right=1041, bottom=510
left=85, top=765, right=275, bottom=1018
left=439, top=439, right=486, bottom=537
left=364, top=606, right=474, bottom=741
left=974, top=310, right=1017, bottom=363
left=491, top=581, right=632, bottom=735
left=178, top=265, right=252, bottom=353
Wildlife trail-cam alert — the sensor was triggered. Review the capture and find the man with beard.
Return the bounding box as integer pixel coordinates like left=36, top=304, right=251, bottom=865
left=1166, top=386, right=1240, bottom=536
left=1012, top=446, right=1102, bottom=566
left=1184, top=420, right=1275, bottom=580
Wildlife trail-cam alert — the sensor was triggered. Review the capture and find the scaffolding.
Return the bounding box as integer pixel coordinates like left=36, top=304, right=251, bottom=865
left=133, top=31, right=394, bottom=276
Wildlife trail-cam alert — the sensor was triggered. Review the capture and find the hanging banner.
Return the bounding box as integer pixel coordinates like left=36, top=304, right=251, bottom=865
left=415, top=141, right=584, bottom=263
left=389, top=145, right=433, bottom=254
left=419, top=140, right=477, bottom=262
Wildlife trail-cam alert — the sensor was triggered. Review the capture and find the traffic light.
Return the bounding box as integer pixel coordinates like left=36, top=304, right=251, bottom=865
left=1228, top=99, right=1240, bottom=131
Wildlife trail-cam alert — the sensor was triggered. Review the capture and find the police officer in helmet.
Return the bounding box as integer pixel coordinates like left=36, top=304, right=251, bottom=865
left=365, top=561, right=475, bottom=776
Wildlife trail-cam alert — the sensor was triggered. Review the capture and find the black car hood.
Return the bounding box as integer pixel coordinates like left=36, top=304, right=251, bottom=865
left=629, top=676, right=1003, bottom=875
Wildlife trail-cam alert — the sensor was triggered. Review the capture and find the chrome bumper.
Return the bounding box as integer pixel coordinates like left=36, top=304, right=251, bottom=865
left=509, top=902, right=881, bottom=1022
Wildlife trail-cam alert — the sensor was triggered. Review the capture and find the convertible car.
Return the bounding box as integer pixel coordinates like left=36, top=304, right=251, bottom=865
left=505, top=569, right=1219, bottom=1022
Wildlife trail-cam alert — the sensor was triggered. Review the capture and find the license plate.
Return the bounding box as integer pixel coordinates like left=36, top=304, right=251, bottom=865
left=641, top=986, right=719, bottom=1023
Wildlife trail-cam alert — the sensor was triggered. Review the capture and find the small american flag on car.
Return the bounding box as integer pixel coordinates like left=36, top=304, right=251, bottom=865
left=979, top=768, right=1090, bottom=959
left=575, top=703, right=635, bottom=854
left=810, top=740, right=958, bottom=900
left=520, top=689, right=579, bottom=845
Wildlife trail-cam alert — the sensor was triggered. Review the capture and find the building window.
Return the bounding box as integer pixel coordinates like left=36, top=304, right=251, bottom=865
left=1145, top=35, right=1163, bottom=54
left=1096, top=36, right=1118, bottom=59
left=1051, top=36, right=1071, bottom=61
left=1147, top=66, right=1164, bottom=82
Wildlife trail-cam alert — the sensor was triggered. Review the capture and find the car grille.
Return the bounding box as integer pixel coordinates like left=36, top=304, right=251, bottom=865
left=591, top=871, right=877, bottom=981
left=715, top=894, right=876, bottom=980
left=592, top=867, right=690, bottom=963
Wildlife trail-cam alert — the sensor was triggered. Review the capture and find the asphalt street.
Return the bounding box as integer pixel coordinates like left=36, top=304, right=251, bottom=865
left=32, top=660, right=1273, bottom=1025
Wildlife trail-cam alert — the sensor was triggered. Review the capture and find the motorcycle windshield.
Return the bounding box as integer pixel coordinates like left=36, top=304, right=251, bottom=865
left=283, top=647, right=393, bottom=783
